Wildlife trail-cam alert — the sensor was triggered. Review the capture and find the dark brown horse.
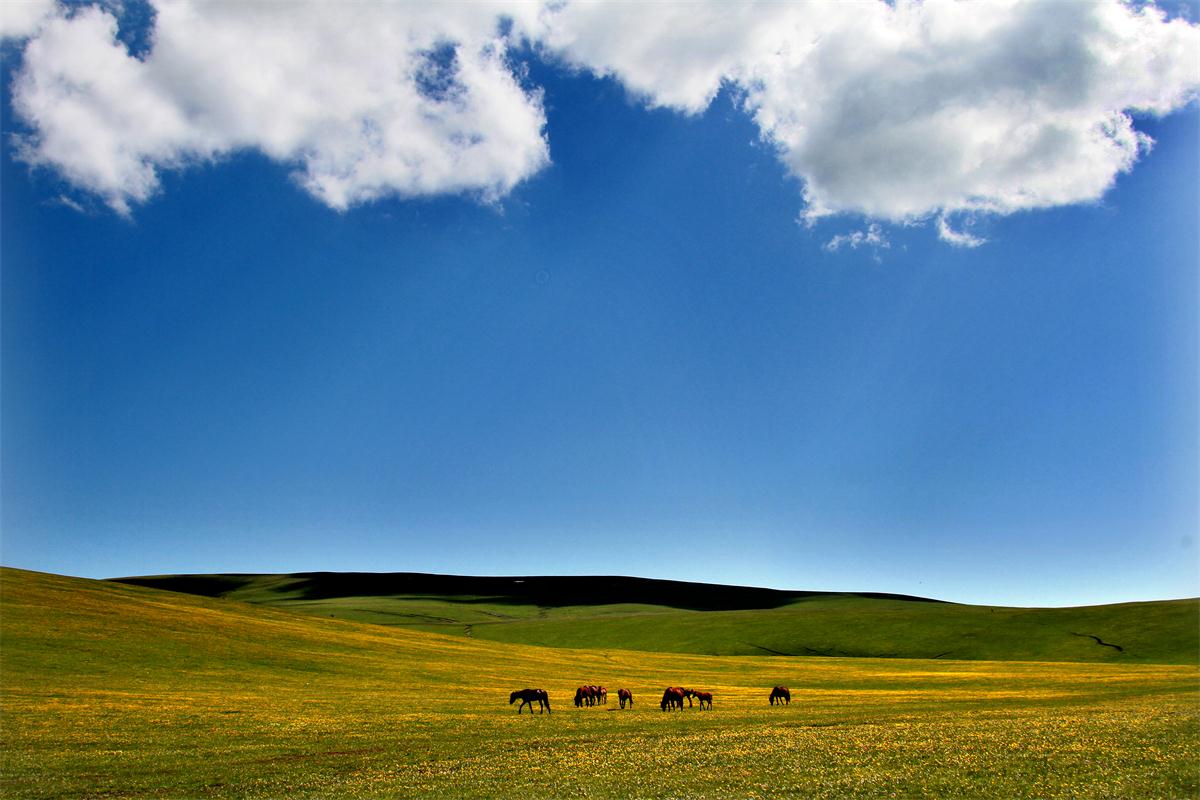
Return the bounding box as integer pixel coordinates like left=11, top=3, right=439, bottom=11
left=681, top=688, right=698, bottom=708
left=693, top=691, right=712, bottom=710
left=575, top=685, right=598, bottom=707
left=660, top=687, right=685, bottom=711
left=510, top=688, right=551, bottom=714
left=618, top=688, right=633, bottom=709
left=769, top=686, right=790, bottom=706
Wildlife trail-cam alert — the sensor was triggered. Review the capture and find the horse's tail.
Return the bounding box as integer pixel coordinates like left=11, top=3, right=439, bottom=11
left=542, top=691, right=551, bottom=713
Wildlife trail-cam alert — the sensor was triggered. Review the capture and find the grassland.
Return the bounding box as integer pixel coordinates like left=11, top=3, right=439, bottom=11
left=3, top=567, right=1198, bottom=798
left=115, top=571, right=1200, bottom=664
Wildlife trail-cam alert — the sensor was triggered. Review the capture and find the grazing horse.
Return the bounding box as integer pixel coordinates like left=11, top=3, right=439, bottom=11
left=694, top=691, right=713, bottom=710
left=681, top=688, right=698, bottom=708
left=597, top=686, right=608, bottom=704
left=618, top=688, right=633, bottom=709
left=575, top=685, right=598, bottom=707
left=769, top=686, right=791, bottom=706
left=510, top=688, right=551, bottom=714
left=660, top=687, right=686, bottom=711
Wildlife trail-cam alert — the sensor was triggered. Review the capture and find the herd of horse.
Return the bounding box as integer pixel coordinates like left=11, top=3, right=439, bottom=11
left=573, top=685, right=608, bottom=707
left=509, top=685, right=791, bottom=714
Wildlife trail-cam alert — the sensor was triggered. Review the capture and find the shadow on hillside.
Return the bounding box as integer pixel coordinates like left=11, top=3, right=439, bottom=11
left=113, top=572, right=943, bottom=612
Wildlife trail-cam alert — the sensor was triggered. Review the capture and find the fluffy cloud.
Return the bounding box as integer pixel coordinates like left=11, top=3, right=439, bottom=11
left=540, top=0, right=1198, bottom=224
left=534, top=3, right=782, bottom=114
left=11, top=2, right=549, bottom=213
left=7, top=1, right=1199, bottom=231
left=0, top=0, right=56, bottom=40
left=744, top=1, right=1197, bottom=224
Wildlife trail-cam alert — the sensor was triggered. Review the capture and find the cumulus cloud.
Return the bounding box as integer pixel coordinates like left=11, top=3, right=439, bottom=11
left=0, top=0, right=56, bottom=40
left=744, top=1, right=1196, bottom=224
left=6, top=1, right=1199, bottom=233
left=11, top=1, right=549, bottom=213
left=540, top=0, right=1198, bottom=226
left=534, top=3, right=781, bottom=114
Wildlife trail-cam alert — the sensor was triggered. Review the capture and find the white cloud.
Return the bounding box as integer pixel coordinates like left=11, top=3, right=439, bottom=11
left=7, top=1, right=1199, bottom=233
left=11, top=1, right=549, bottom=213
left=741, top=1, right=1197, bottom=224
left=533, top=3, right=782, bottom=114
left=539, top=0, right=1199, bottom=228
left=824, top=223, right=890, bottom=253
left=936, top=216, right=986, bottom=248
left=0, top=0, right=56, bottom=40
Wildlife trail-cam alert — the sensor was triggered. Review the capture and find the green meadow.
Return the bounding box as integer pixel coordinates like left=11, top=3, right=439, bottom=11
left=117, top=571, right=1199, bottom=663
left=3, top=567, right=1198, bottom=798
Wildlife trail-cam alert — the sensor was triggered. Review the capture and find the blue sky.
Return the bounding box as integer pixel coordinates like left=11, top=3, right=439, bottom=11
left=2, top=1, right=1197, bottom=606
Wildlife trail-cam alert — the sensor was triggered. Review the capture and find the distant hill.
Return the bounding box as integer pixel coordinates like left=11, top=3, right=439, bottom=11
left=111, top=571, right=940, bottom=609
left=110, top=571, right=1199, bottom=664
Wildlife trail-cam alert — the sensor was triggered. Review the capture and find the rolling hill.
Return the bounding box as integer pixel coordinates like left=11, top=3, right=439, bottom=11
left=110, top=571, right=1200, bottom=664
left=4, top=567, right=1198, bottom=798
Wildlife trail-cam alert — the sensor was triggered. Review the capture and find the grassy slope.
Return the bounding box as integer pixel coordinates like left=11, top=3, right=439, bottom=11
left=114, top=572, right=1200, bottom=664
left=4, top=567, right=1199, bottom=799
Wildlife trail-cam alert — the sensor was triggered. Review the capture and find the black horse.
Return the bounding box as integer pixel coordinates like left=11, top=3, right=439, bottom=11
left=769, top=686, right=790, bottom=706
left=510, top=688, right=551, bottom=714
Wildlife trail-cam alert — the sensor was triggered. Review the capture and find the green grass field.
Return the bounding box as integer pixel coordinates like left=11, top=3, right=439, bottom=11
left=116, top=571, right=1200, bottom=664
left=3, top=567, right=1198, bottom=798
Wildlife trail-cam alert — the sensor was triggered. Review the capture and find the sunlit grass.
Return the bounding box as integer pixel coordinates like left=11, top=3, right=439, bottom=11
left=2, top=568, right=1197, bottom=798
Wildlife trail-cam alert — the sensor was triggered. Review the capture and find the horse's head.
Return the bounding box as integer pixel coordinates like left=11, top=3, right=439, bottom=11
left=509, top=691, right=519, bottom=704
